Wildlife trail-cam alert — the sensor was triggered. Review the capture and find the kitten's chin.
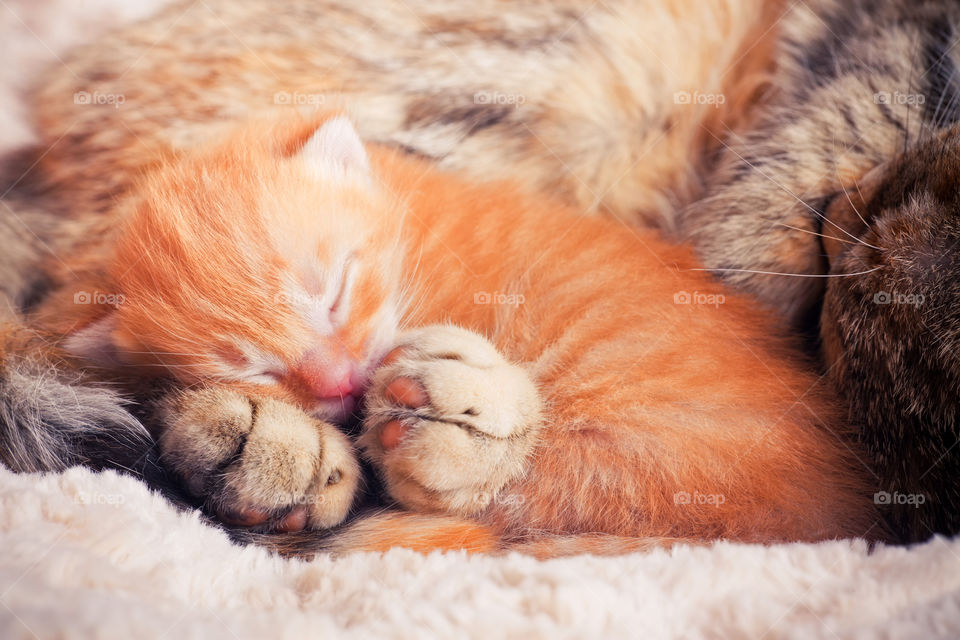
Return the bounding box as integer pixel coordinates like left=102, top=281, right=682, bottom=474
left=309, top=394, right=358, bottom=425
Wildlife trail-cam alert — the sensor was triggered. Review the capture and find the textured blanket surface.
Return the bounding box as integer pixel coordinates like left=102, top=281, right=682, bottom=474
left=0, top=465, right=958, bottom=640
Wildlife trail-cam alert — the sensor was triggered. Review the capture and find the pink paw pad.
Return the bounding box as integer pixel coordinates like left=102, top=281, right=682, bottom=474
left=219, top=506, right=270, bottom=527
left=276, top=506, right=308, bottom=533
left=379, top=420, right=410, bottom=451
left=385, top=377, right=428, bottom=408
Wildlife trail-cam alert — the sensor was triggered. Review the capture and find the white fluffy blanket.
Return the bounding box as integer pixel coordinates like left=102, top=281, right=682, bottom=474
left=1, top=2, right=958, bottom=638
left=0, top=465, right=958, bottom=639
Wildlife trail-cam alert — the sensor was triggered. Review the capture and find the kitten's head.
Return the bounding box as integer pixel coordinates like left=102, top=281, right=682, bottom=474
left=64, top=115, right=405, bottom=423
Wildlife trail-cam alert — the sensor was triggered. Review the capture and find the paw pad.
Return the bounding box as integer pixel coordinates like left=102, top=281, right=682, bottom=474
left=385, top=377, right=428, bottom=408
left=379, top=420, right=410, bottom=450
left=360, top=325, right=544, bottom=516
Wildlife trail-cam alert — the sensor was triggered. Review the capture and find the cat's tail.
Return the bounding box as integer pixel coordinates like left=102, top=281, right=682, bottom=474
left=0, top=170, right=156, bottom=476
left=0, top=319, right=156, bottom=475
left=233, top=511, right=686, bottom=559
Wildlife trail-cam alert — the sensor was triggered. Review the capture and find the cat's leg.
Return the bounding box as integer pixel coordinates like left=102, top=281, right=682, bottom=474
left=156, top=387, right=360, bottom=531
left=359, top=325, right=543, bottom=516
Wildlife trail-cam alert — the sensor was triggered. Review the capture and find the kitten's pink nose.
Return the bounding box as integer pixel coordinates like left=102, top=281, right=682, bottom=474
left=295, top=347, right=357, bottom=401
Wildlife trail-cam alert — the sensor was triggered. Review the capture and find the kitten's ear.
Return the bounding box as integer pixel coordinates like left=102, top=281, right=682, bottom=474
left=299, top=116, right=370, bottom=180
left=62, top=313, right=123, bottom=367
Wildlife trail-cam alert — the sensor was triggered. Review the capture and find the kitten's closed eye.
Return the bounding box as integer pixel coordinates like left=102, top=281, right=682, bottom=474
left=216, top=343, right=288, bottom=386
left=285, top=250, right=359, bottom=336
left=328, top=252, right=357, bottom=325
left=244, top=370, right=285, bottom=386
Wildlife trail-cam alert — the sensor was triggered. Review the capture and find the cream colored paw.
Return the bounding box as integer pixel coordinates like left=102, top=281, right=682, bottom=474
left=359, top=325, right=543, bottom=516
left=157, top=387, right=360, bottom=530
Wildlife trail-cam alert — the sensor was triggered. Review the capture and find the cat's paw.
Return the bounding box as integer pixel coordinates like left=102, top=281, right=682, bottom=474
left=156, top=388, right=360, bottom=531
left=359, top=325, right=543, bottom=516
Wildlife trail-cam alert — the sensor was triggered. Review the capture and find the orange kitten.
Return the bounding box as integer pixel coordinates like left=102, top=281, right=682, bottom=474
left=38, top=114, right=880, bottom=553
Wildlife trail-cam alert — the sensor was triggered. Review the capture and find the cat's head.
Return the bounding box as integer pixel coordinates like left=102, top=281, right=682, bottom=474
left=819, top=126, right=960, bottom=450
left=63, top=115, right=405, bottom=423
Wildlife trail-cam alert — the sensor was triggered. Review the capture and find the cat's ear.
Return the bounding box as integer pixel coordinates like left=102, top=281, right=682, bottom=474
left=62, top=312, right=123, bottom=367
left=299, top=116, right=370, bottom=181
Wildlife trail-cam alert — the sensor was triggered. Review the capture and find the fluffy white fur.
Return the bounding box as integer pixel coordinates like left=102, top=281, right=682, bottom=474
left=0, top=465, right=958, bottom=640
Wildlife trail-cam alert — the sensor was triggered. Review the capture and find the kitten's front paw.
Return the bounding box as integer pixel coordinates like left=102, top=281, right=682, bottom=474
left=157, top=388, right=360, bottom=531
left=359, top=325, right=543, bottom=516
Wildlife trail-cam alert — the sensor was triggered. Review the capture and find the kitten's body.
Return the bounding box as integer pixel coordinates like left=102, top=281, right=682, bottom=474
left=31, top=114, right=878, bottom=552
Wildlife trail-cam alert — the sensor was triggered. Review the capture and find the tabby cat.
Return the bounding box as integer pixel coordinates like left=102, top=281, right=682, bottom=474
left=682, top=0, right=960, bottom=541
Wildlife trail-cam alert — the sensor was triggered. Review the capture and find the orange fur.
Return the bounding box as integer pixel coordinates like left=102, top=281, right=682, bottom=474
left=328, top=513, right=500, bottom=555
left=38, top=113, right=880, bottom=554
left=321, top=512, right=689, bottom=558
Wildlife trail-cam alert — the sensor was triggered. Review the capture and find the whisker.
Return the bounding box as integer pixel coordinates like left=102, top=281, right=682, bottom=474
left=775, top=222, right=857, bottom=246
left=850, top=179, right=873, bottom=228
left=690, top=266, right=883, bottom=278
left=825, top=129, right=880, bottom=246
left=710, top=125, right=881, bottom=251
left=110, top=362, right=211, bottom=369
left=120, top=351, right=218, bottom=358
left=818, top=200, right=883, bottom=252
